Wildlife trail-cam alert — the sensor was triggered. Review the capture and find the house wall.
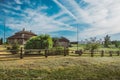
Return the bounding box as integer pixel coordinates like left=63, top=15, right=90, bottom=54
left=7, top=39, right=27, bottom=45
left=58, top=42, right=69, bottom=48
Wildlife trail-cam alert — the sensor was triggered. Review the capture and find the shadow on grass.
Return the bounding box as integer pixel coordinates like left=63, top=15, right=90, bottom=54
left=0, top=57, right=20, bottom=61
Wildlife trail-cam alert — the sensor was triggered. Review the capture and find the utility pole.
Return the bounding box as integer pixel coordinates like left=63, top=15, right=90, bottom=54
left=77, top=24, right=79, bottom=51
left=3, top=15, right=6, bottom=44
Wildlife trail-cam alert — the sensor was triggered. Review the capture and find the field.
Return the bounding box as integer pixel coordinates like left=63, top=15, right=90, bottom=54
left=0, top=45, right=120, bottom=80
left=0, top=56, right=120, bottom=79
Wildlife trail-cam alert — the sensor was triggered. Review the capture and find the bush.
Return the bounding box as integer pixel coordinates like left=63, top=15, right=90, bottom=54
left=25, top=34, right=53, bottom=49
left=11, top=42, right=20, bottom=54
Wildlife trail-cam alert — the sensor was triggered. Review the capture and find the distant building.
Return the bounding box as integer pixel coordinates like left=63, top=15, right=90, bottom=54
left=70, top=41, right=78, bottom=44
left=53, top=37, right=70, bottom=48
left=7, top=28, right=37, bottom=45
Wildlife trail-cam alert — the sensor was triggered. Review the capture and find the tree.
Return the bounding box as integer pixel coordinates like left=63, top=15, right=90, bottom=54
left=111, top=40, right=120, bottom=48
left=104, top=35, right=111, bottom=48
left=85, top=37, right=100, bottom=57
left=25, top=34, right=53, bottom=49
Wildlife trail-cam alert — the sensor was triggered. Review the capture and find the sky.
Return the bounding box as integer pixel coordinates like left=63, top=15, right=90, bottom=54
left=0, top=0, right=120, bottom=41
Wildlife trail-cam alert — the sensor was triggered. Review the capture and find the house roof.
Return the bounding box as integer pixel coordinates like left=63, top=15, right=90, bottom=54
left=8, top=29, right=37, bottom=39
left=53, top=37, right=70, bottom=43
left=59, top=37, right=70, bottom=42
left=15, top=31, right=36, bottom=36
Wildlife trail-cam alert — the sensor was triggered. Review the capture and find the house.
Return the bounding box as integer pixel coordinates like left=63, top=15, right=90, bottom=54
left=53, top=37, right=70, bottom=48
left=7, top=28, right=37, bottom=45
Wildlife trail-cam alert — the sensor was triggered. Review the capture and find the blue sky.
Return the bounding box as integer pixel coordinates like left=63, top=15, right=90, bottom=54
left=0, top=0, right=120, bottom=41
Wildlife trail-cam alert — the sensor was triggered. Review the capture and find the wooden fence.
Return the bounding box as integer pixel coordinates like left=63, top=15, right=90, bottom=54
left=0, top=48, right=120, bottom=59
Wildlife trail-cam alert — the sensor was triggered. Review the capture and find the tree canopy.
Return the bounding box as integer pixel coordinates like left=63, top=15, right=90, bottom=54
left=85, top=37, right=100, bottom=51
left=25, top=34, right=53, bottom=49
left=104, top=35, right=111, bottom=48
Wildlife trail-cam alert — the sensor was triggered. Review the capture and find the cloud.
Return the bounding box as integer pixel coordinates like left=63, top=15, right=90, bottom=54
left=53, top=0, right=78, bottom=21
left=0, top=3, right=22, bottom=15
left=5, top=5, right=76, bottom=36
left=55, top=0, right=120, bottom=39
left=40, top=5, right=49, bottom=10
left=15, top=0, right=22, bottom=4
left=79, top=0, right=120, bottom=38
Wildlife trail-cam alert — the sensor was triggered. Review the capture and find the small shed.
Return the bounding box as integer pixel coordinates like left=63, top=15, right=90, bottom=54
left=53, top=37, right=70, bottom=48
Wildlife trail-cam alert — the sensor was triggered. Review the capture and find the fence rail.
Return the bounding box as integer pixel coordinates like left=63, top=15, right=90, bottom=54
left=0, top=47, right=120, bottom=59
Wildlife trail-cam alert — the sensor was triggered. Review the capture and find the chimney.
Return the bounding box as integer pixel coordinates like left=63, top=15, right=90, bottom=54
left=30, top=30, right=32, bottom=32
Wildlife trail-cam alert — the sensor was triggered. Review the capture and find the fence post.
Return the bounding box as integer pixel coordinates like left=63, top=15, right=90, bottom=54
left=117, top=51, right=120, bottom=56
left=20, top=47, right=23, bottom=59
left=109, top=51, right=112, bottom=57
left=91, top=50, right=94, bottom=57
left=79, top=50, right=82, bottom=56
left=45, top=49, right=48, bottom=58
left=64, top=47, right=66, bottom=56
left=101, top=50, right=104, bottom=57
left=67, top=48, right=69, bottom=55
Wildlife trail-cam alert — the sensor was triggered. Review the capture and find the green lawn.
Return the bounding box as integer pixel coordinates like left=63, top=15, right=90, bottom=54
left=0, top=56, right=120, bottom=80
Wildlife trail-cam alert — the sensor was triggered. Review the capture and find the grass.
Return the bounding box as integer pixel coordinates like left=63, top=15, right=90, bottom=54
left=0, top=45, right=11, bottom=54
left=0, top=56, right=120, bottom=79
left=0, top=45, right=120, bottom=79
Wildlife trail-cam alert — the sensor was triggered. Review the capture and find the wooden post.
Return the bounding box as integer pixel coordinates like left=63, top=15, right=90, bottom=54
left=101, top=50, right=104, bottom=57
left=20, top=47, right=23, bottom=59
left=45, top=49, right=48, bottom=58
left=64, top=47, right=66, bottom=56
left=91, top=50, right=94, bottom=57
left=38, top=50, right=41, bottom=54
left=66, top=48, right=69, bottom=55
left=117, top=51, right=120, bottom=56
left=79, top=50, right=82, bottom=56
left=109, top=51, right=112, bottom=57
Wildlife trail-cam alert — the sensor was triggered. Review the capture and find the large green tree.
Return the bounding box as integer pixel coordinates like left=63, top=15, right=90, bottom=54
left=25, top=34, right=53, bottom=49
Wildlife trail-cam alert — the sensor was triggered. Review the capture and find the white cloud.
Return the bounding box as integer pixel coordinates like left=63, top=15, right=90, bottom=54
left=15, top=0, right=22, bottom=4
left=53, top=0, right=78, bottom=21
left=55, top=0, right=120, bottom=39
left=6, top=7, right=76, bottom=35
left=40, top=5, right=49, bottom=10
left=80, top=0, right=120, bottom=38
left=0, top=3, right=22, bottom=15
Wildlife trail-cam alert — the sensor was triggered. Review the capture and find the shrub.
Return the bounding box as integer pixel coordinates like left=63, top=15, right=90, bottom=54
left=25, top=34, right=53, bottom=49
left=11, top=42, right=20, bottom=54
